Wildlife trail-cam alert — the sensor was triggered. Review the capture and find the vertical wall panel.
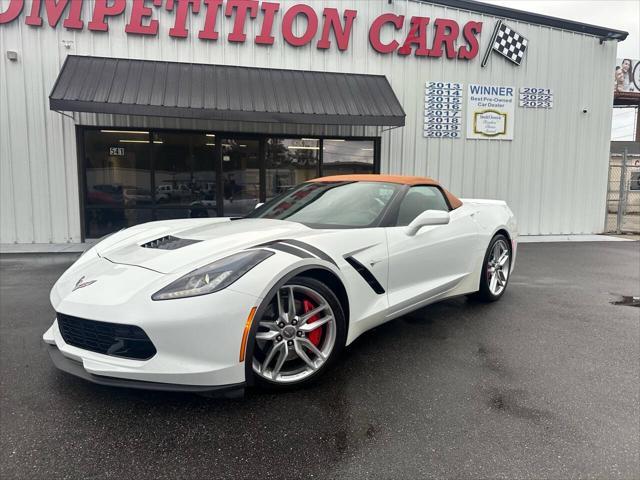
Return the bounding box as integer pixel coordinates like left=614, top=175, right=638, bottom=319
left=0, top=22, right=16, bottom=243
left=0, top=0, right=620, bottom=242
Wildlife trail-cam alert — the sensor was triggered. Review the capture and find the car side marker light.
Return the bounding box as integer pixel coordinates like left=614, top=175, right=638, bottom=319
left=239, top=307, right=257, bottom=362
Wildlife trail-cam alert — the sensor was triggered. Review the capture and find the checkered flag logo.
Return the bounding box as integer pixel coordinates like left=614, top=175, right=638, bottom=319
left=481, top=20, right=528, bottom=67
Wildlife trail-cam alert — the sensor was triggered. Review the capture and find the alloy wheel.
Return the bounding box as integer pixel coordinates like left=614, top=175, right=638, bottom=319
left=252, top=285, right=337, bottom=384
left=487, top=239, right=510, bottom=296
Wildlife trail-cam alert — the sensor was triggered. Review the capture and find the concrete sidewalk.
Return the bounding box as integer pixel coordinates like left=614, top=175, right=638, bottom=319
left=517, top=234, right=636, bottom=243
left=0, top=242, right=97, bottom=254
left=1, top=234, right=635, bottom=254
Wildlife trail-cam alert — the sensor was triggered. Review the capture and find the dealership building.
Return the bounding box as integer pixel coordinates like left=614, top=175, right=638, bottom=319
left=0, top=0, right=628, bottom=244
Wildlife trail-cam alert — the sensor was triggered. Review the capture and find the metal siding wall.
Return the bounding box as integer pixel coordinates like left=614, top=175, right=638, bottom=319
left=0, top=22, right=16, bottom=243
left=0, top=0, right=618, bottom=242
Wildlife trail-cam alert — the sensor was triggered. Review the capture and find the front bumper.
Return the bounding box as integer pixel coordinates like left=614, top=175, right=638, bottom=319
left=46, top=259, right=262, bottom=388
left=45, top=245, right=315, bottom=392
left=46, top=342, right=245, bottom=397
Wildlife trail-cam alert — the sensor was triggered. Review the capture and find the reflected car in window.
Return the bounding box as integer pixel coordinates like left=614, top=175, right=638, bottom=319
left=87, top=184, right=124, bottom=207
left=123, top=187, right=153, bottom=206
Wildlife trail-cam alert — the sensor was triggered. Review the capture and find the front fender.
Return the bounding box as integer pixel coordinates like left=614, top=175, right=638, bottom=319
left=229, top=250, right=344, bottom=302
left=236, top=258, right=344, bottom=387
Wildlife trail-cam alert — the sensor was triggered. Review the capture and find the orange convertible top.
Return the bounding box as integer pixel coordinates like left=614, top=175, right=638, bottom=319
left=311, top=174, right=463, bottom=209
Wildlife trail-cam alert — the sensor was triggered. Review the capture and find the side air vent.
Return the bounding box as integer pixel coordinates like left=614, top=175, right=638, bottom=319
left=141, top=235, right=201, bottom=250
left=344, top=256, right=385, bottom=294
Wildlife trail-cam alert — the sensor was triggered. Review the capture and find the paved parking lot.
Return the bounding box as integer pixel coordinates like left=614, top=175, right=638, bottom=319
left=1, top=242, right=639, bottom=480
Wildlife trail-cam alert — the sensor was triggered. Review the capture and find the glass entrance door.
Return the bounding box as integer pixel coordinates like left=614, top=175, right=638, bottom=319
left=220, top=137, right=261, bottom=216
left=153, top=132, right=217, bottom=220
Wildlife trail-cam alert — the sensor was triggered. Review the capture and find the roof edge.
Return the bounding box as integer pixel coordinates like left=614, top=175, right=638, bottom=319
left=419, top=0, right=628, bottom=41
left=59, top=54, right=393, bottom=80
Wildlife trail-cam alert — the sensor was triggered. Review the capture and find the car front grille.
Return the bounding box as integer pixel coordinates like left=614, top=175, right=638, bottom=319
left=56, top=313, right=157, bottom=360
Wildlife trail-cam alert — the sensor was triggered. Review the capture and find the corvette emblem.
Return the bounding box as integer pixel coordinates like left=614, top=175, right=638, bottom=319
left=72, top=276, right=97, bottom=292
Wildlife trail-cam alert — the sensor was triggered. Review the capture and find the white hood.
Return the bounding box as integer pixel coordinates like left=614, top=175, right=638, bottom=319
left=96, top=218, right=311, bottom=274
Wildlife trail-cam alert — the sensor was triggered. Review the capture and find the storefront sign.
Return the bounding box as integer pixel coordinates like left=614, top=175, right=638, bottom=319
left=0, top=0, right=483, bottom=60
left=466, top=84, right=515, bottom=140
left=424, top=82, right=463, bottom=139
left=519, top=87, right=553, bottom=108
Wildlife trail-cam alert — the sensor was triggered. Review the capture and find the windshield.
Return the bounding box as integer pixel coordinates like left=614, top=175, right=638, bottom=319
left=246, top=181, right=400, bottom=228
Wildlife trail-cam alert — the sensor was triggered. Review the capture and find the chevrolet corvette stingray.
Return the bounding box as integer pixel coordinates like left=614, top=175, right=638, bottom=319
left=43, top=174, right=517, bottom=394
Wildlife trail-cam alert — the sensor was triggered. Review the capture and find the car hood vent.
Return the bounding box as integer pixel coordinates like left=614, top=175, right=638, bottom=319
left=140, top=235, right=201, bottom=250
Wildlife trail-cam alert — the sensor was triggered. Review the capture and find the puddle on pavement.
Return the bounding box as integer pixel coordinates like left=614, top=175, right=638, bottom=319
left=610, top=294, right=640, bottom=308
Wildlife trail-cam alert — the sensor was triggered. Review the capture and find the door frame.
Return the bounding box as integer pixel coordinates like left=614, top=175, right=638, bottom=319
left=216, top=134, right=263, bottom=217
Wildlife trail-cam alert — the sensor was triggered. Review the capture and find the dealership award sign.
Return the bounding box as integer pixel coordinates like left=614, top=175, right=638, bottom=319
left=466, top=84, right=515, bottom=140
left=519, top=87, right=554, bottom=108
left=424, top=82, right=463, bottom=139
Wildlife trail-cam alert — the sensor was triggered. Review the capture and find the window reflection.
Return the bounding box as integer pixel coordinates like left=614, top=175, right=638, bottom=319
left=249, top=181, right=399, bottom=228
left=153, top=132, right=217, bottom=214
left=82, top=130, right=379, bottom=237
left=85, top=208, right=153, bottom=238
left=265, top=138, right=319, bottom=201
left=221, top=139, right=260, bottom=216
left=84, top=130, right=151, bottom=209
left=322, top=140, right=375, bottom=176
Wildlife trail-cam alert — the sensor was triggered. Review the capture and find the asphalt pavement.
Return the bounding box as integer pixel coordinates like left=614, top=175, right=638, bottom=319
left=1, top=242, right=639, bottom=479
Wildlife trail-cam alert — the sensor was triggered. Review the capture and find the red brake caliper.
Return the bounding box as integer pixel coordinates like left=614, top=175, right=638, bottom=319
left=302, top=299, right=322, bottom=347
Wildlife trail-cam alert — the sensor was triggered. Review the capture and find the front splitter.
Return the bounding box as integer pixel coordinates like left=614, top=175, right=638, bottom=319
left=45, top=343, right=245, bottom=398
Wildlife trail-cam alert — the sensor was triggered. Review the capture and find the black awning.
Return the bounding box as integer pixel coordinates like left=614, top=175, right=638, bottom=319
left=49, top=55, right=405, bottom=127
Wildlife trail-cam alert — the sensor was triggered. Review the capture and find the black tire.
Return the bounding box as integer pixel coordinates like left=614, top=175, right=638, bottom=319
left=250, top=276, right=347, bottom=390
left=472, top=234, right=512, bottom=303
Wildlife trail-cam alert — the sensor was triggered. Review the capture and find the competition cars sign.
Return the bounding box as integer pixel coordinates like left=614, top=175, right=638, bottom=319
left=466, top=84, right=515, bottom=140
left=0, top=0, right=484, bottom=60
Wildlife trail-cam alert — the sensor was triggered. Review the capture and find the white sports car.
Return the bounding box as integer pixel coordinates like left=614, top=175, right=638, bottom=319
left=43, top=174, right=517, bottom=395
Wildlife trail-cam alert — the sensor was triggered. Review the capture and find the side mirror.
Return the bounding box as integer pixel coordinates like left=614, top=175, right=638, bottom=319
left=254, top=202, right=264, bottom=210
left=405, top=210, right=450, bottom=236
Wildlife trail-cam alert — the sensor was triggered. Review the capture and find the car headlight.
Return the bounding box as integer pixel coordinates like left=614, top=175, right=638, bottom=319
left=151, top=250, right=274, bottom=301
